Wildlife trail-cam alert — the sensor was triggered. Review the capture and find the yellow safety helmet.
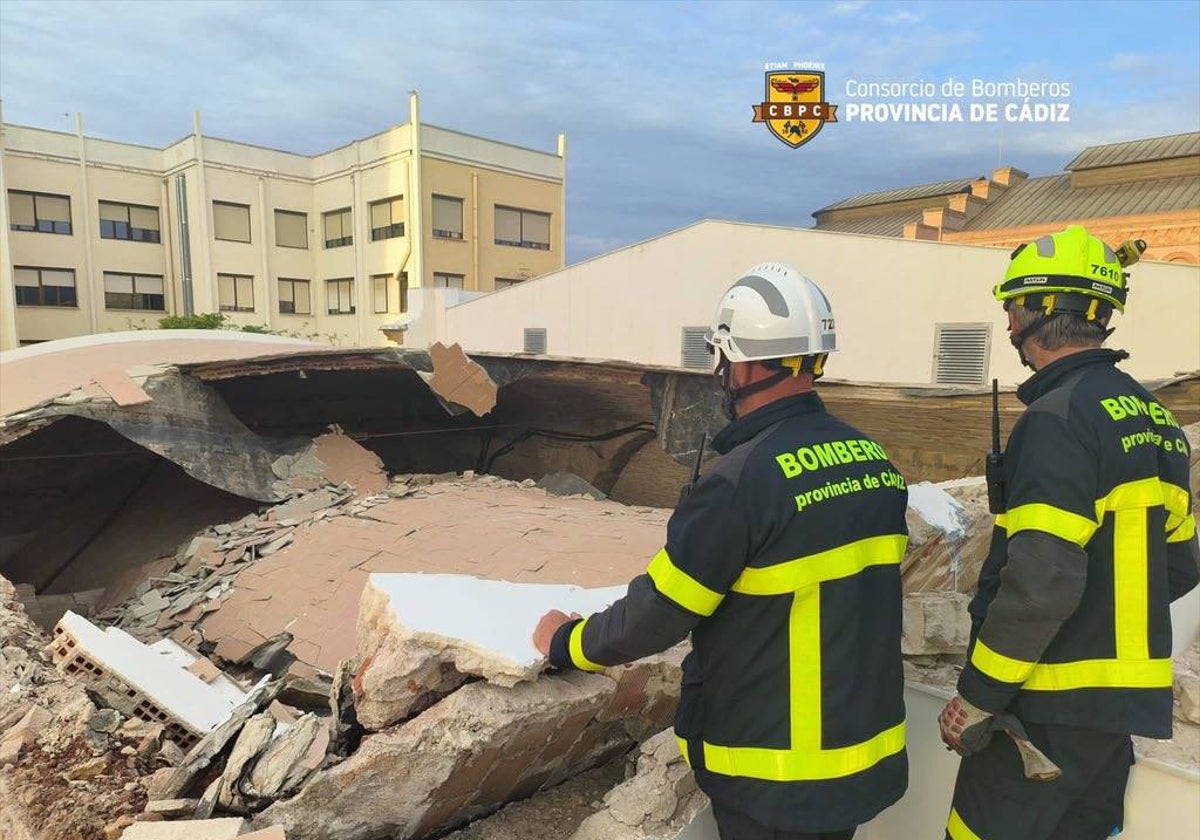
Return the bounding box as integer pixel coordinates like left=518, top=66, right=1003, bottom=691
left=993, top=225, right=1130, bottom=320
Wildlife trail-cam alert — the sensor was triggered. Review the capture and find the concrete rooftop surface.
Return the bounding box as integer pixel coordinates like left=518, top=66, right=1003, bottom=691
left=196, top=476, right=668, bottom=679
left=0, top=330, right=326, bottom=417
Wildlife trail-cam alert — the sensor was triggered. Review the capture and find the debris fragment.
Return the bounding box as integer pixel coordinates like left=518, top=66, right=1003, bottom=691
left=354, top=573, right=625, bottom=729
left=537, top=471, right=607, bottom=500
left=423, top=341, right=499, bottom=416
left=569, top=729, right=711, bottom=840
left=310, top=432, right=387, bottom=496
left=47, top=611, right=254, bottom=749
left=116, top=817, right=246, bottom=840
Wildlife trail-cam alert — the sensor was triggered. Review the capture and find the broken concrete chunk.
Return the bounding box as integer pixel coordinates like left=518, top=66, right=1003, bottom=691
left=143, top=798, right=199, bottom=817
left=569, top=729, right=711, bottom=840
left=329, top=658, right=364, bottom=760
left=900, top=592, right=971, bottom=656
left=244, top=713, right=323, bottom=800
left=311, top=433, right=387, bottom=496
left=425, top=342, right=499, bottom=416
left=64, top=755, right=109, bottom=781
left=149, top=681, right=280, bottom=800
left=88, top=707, right=124, bottom=734
left=1175, top=640, right=1200, bottom=725
left=269, top=489, right=342, bottom=522
left=3, top=703, right=52, bottom=746
left=117, top=817, right=246, bottom=839
left=217, top=711, right=277, bottom=811
left=354, top=574, right=626, bottom=730
left=537, top=471, right=607, bottom=501
left=257, top=672, right=624, bottom=840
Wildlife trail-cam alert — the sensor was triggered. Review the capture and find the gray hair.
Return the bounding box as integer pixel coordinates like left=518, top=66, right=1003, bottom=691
left=1011, top=305, right=1108, bottom=351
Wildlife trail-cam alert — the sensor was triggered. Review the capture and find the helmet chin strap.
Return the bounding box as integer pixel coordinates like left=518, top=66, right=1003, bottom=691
left=1009, top=312, right=1053, bottom=370
left=1008, top=309, right=1115, bottom=371
left=717, top=356, right=793, bottom=420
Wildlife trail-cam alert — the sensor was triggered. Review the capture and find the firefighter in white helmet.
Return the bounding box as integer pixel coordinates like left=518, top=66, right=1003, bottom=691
left=707, top=261, right=838, bottom=420
left=535, top=263, right=909, bottom=840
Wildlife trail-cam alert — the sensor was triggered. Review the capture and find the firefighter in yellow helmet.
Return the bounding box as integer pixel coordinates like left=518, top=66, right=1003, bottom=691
left=939, top=226, right=1198, bottom=839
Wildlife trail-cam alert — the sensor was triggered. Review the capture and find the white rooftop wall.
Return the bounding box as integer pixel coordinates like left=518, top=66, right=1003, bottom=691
left=443, top=221, right=1200, bottom=388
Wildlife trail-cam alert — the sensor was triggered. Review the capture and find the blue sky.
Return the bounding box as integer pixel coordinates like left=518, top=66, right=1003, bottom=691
left=2, top=0, right=1197, bottom=262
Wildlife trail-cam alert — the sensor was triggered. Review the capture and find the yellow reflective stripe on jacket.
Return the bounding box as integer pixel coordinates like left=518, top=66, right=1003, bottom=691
left=1003, top=503, right=1097, bottom=546
left=568, top=619, right=605, bottom=673
left=701, top=723, right=906, bottom=782
left=698, top=550, right=905, bottom=782
left=646, top=549, right=724, bottom=616
left=983, top=478, right=1187, bottom=694
left=972, top=640, right=1172, bottom=690
left=1022, top=657, right=1173, bottom=691
left=947, top=807, right=983, bottom=840
left=1096, top=477, right=1190, bottom=530
left=730, top=534, right=907, bottom=595
left=1168, top=515, right=1197, bottom=543
left=1114, top=508, right=1149, bottom=660
left=676, top=736, right=690, bottom=766
left=970, top=639, right=1037, bottom=684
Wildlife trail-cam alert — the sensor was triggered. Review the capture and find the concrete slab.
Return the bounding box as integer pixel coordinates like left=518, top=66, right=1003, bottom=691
left=118, top=817, right=245, bottom=839
left=311, top=434, right=386, bottom=496
left=92, top=367, right=152, bottom=407
left=366, top=573, right=625, bottom=683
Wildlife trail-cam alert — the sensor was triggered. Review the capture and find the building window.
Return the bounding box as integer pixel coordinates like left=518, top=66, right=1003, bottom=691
left=103, top=272, right=165, bottom=311
left=8, top=191, right=72, bottom=235
left=432, top=272, right=465, bottom=289
left=13, top=266, right=76, bottom=307
left=278, top=278, right=311, bottom=315
left=213, top=201, right=251, bottom=243
left=323, top=208, right=353, bottom=248
left=399, top=273, right=409, bottom=314
left=523, top=328, right=547, bottom=355
left=680, top=327, right=712, bottom=370
left=495, top=206, right=551, bottom=250
left=494, top=277, right=523, bottom=290
left=372, top=274, right=390, bottom=314
left=369, top=197, right=404, bottom=241
left=933, top=323, right=992, bottom=386
left=217, top=273, right=255, bottom=312
left=326, top=278, right=355, bottom=314
left=431, top=195, right=464, bottom=240
left=275, top=210, right=308, bottom=249
left=99, top=201, right=161, bottom=243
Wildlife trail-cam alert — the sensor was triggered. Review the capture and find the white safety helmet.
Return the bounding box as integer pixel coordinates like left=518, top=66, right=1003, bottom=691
left=706, top=262, right=837, bottom=364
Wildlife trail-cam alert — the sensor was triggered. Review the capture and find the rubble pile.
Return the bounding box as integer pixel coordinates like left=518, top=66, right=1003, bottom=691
left=569, top=728, right=710, bottom=840
left=0, top=412, right=1193, bottom=840
left=0, top=576, right=152, bottom=840
left=94, top=483, right=358, bottom=647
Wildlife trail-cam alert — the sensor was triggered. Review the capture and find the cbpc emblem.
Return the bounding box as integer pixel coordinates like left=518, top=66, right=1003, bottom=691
left=752, top=71, right=839, bottom=148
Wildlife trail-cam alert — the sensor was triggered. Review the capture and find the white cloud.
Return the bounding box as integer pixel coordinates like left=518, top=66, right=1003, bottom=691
left=832, top=1, right=867, bottom=14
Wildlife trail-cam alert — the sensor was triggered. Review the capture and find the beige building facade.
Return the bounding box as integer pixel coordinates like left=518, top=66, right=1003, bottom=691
left=0, top=94, right=565, bottom=350
left=434, top=220, right=1200, bottom=389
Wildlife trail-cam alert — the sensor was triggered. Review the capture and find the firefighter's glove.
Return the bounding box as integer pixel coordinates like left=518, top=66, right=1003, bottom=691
left=938, top=695, right=994, bottom=757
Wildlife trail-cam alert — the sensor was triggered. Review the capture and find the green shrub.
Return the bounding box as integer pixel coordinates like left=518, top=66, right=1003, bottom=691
left=158, top=313, right=227, bottom=330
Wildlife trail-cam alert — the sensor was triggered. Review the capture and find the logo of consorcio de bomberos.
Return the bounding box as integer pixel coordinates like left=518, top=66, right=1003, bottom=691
left=752, top=65, right=839, bottom=149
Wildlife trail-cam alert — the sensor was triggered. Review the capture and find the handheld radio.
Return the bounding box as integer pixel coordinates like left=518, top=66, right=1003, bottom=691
left=985, top=378, right=1006, bottom=514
